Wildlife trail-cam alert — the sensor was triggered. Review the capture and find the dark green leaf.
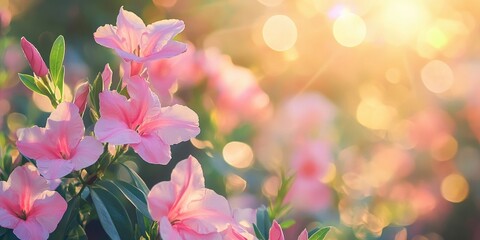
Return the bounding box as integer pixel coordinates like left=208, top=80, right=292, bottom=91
left=90, top=186, right=134, bottom=240
left=309, top=227, right=331, bottom=240
left=110, top=180, right=152, bottom=219
left=256, top=206, right=271, bottom=239
left=0, top=227, right=6, bottom=237
left=118, top=163, right=149, bottom=194
left=252, top=224, right=265, bottom=240
left=49, top=35, right=65, bottom=94
left=89, top=73, right=102, bottom=114
left=49, top=196, right=80, bottom=240
left=18, top=73, right=42, bottom=94
left=66, top=224, right=87, bottom=240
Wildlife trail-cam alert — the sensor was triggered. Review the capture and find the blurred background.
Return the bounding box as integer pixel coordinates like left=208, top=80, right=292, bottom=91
left=2, top=0, right=480, bottom=239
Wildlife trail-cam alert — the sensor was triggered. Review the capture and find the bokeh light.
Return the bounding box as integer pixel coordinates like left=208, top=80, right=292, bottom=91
left=421, top=60, right=454, bottom=93
left=222, top=141, right=254, bottom=169
left=262, top=15, right=297, bottom=52
left=333, top=11, right=366, bottom=47
left=441, top=173, right=469, bottom=203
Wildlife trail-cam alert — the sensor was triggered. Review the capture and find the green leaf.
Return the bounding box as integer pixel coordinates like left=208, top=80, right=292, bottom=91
left=308, top=227, right=331, bottom=240
left=256, top=206, right=271, bottom=239
left=118, top=163, right=149, bottom=195
left=49, top=196, right=80, bottom=240
left=89, top=73, right=102, bottom=114
left=66, top=224, right=87, bottom=240
left=252, top=224, right=266, bottom=240
left=97, top=180, right=151, bottom=219
left=18, top=73, right=42, bottom=95
left=49, top=35, right=65, bottom=95
left=279, top=219, right=296, bottom=229
left=0, top=227, right=6, bottom=237
left=111, top=180, right=152, bottom=219
left=90, top=186, right=134, bottom=240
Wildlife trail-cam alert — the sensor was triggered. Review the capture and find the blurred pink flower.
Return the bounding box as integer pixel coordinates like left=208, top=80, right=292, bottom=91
left=147, top=156, right=236, bottom=239
left=94, top=76, right=199, bottom=164
left=146, top=43, right=204, bottom=104
left=94, top=6, right=186, bottom=76
left=408, top=107, right=453, bottom=150
left=0, top=164, right=67, bottom=240
left=3, top=44, right=26, bottom=73
left=0, top=8, right=11, bottom=30
left=16, top=102, right=103, bottom=179
left=20, top=37, right=49, bottom=77
left=269, top=220, right=308, bottom=240
left=73, top=81, right=89, bottom=115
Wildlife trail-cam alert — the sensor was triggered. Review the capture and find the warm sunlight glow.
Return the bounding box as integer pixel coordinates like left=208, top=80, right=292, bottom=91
left=263, top=15, right=298, bottom=52
left=333, top=11, right=366, bottom=47
left=421, top=60, right=454, bottom=94
left=441, top=173, right=469, bottom=203
left=223, top=141, right=254, bottom=169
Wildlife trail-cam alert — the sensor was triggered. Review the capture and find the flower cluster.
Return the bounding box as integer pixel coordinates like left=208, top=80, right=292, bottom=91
left=0, top=6, right=330, bottom=240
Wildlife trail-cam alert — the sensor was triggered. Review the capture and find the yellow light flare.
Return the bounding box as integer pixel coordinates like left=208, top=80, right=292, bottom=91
left=356, top=98, right=397, bottom=130
left=258, top=0, right=283, bottom=7
left=226, top=174, right=247, bottom=194
left=32, top=84, right=73, bottom=112
left=385, top=68, right=401, bottom=84
left=425, top=27, right=448, bottom=50
left=380, top=0, right=430, bottom=46
left=262, top=175, right=280, bottom=198
left=441, top=173, right=469, bottom=203
left=222, top=141, right=254, bottom=169
left=421, top=60, right=454, bottom=94
left=333, top=12, right=366, bottom=48
left=262, top=15, right=297, bottom=52
left=7, top=112, right=27, bottom=133
left=430, top=134, right=458, bottom=161
left=320, top=163, right=336, bottom=183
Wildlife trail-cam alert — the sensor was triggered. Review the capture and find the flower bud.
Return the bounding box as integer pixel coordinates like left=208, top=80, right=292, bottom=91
left=73, top=81, right=90, bottom=115
left=101, top=63, right=112, bottom=91
left=20, top=37, right=49, bottom=77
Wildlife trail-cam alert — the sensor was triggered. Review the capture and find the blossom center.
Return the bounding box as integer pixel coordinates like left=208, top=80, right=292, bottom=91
left=16, top=209, right=27, bottom=220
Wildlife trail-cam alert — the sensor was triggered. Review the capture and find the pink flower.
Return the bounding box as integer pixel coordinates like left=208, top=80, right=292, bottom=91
left=20, top=37, right=49, bottom=77
left=269, top=220, right=308, bottom=240
left=73, top=81, right=90, bottom=115
left=0, top=164, right=67, bottom=240
left=94, top=76, right=199, bottom=164
left=101, top=63, right=113, bottom=91
left=94, top=7, right=186, bottom=76
left=16, top=102, right=103, bottom=179
left=147, top=156, right=235, bottom=239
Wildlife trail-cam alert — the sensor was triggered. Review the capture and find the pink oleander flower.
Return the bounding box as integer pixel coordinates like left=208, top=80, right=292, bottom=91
left=147, top=156, right=238, bottom=239
left=20, top=37, right=49, bottom=77
left=0, top=164, right=67, bottom=240
left=94, top=7, right=186, bottom=76
left=73, top=81, right=90, bottom=115
left=94, top=76, right=199, bottom=164
left=16, top=102, right=103, bottom=179
left=102, top=63, right=113, bottom=91
left=269, top=220, right=308, bottom=240
left=285, top=141, right=332, bottom=211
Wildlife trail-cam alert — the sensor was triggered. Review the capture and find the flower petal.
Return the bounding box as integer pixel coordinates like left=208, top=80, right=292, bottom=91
left=36, top=159, right=74, bottom=180
left=102, top=63, right=113, bottom=91
left=45, top=102, right=84, bottom=150
left=29, top=191, right=67, bottom=233
left=142, top=41, right=187, bottom=62
left=0, top=183, right=20, bottom=229
left=131, top=134, right=171, bottom=164
left=159, top=217, right=181, bottom=240
left=7, top=164, right=49, bottom=203
left=98, top=90, right=132, bottom=121
left=115, top=6, right=144, bottom=55
left=94, top=119, right=141, bottom=145
left=269, top=220, right=285, bottom=240
left=13, top=218, right=49, bottom=240
left=147, top=181, right=177, bottom=221
left=152, top=104, right=200, bottom=145
left=297, top=229, right=308, bottom=240
left=170, top=156, right=204, bottom=191
left=142, top=19, right=185, bottom=58
left=70, top=136, right=104, bottom=170
left=16, top=126, right=59, bottom=161
left=94, top=24, right=123, bottom=51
